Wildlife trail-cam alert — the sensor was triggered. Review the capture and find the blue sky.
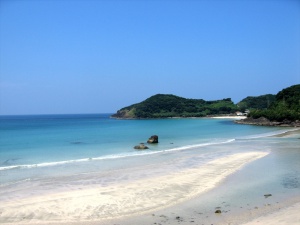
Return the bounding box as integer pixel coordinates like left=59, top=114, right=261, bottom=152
left=0, top=0, right=299, bottom=115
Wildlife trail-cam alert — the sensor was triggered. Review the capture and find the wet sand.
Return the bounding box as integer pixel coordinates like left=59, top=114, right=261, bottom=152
left=0, top=152, right=268, bottom=224
left=242, top=202, right=300, bottom=225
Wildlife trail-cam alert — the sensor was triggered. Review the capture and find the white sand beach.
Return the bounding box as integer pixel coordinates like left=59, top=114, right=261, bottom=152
left=0, top=152, right=268, bottom=224
left=2, top=127, right=300, bottom=225
left=211, top=116, right=247, bottom=119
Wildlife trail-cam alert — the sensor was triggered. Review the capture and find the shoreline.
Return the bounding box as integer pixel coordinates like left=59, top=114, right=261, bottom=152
left=0, top=152, right=268, bottom=224
left=1, top=127, right=299, bottom=225
left=123, top=129, right=300, bottom=225
left=107, top=189, right=300, bottom=225
left=210, top=115, right=247, bottom=119
left=112, top=114, right=300, bottom=128
left=235, top=117, right=300, bottom=127
left=111, top=114, right=247, bottom=120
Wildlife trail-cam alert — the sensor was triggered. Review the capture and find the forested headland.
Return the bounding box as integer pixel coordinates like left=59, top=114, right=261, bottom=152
left=112, top=95, right=238, bottom=118
left=112, top=84, right=300, bottom=125
left=243, top=84, right=300, bottom=122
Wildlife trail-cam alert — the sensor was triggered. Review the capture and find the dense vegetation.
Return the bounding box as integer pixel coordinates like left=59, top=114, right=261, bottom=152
left=112, top=84, right=300, bottom=121
left=112, top=94, right=238, bottom=118
left=237, top=94, right=276, bottom=111
left=248, top=84, right=300, bottom=121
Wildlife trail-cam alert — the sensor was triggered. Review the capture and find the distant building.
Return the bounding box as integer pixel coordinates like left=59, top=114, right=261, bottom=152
left=236, top=111, right=244, bottom=116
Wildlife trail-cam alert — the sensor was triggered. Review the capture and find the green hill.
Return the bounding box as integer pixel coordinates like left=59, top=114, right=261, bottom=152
left=237, top=94, right=276, bottom=111
left=112, top=84, right=300, bottom=121
left=112, top=94, right=238, bottom=118
left=248, top=84, right=300, bottom=121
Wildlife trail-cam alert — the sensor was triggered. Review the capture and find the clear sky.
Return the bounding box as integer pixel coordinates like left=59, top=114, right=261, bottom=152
left=0, top=0, right=299, bottom=115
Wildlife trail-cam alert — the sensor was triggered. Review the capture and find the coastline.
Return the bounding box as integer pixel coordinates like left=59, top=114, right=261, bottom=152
left=1, top=121, right=299, bottom=225
left=210, top=115, right=247, bottom=119
left=111, top=115, right=248, bottom=120
left=0, top=152, right=268, bottom=224
left=108, top=129, right=300, bottom=225
left=107, top=188, right=300, bottom=225
left=235, top=117, right=300, bottom=127
left=111, top=130, right=300, bottom=225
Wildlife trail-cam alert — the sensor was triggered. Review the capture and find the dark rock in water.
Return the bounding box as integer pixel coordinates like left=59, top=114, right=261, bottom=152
left=264, top=194, right=272, bottom=198
left=215, top=209, right=222, bottom=214
left=147, top=135, right=158, bottom=143
left=134, top=143, right=149, bottom=150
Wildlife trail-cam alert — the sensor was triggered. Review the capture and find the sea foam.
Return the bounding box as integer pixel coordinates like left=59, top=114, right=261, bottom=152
left=0, top=139, right=236, bottom=171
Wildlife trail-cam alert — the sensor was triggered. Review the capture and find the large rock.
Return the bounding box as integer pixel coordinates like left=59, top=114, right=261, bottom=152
left=147, top=135, right=159, bottom=144
left=134, top=143, right=149, bottom=150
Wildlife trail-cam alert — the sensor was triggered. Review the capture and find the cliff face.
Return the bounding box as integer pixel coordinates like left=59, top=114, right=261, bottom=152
left=112, top=109, right=135, bottom=119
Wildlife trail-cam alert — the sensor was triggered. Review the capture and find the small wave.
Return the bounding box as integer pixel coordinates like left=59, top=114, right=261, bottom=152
left=0, top=178, right=31, bottom=187
left=0, top=153, right=159, bottom=171
left=237, top=128, right=299, bottom=140
left=0, top=158, right=95, bottom=171
left=163, top=139, right=236, bottom=152
left=0, top=139, right=236, bottom=171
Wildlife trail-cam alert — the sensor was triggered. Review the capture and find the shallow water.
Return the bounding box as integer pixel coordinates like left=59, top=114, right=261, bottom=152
left=0, top=114, right=289, bottom=184
left=140, top=134, right=300, bottom=225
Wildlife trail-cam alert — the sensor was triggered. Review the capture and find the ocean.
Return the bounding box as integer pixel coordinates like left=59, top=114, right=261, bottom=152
left=0, top=114, right=297, bottom=182
left=0, top=114, right=286, bottom=173
left=0, top=114, right=299, bottom=224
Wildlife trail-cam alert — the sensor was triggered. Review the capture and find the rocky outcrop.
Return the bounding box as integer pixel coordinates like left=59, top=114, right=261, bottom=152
left=134, top=143, right=149, bottom=150
left=147, top=135, right=158, bottom=143
left=112, top=109, right=134, bottom=119
left=235, top=117, right=300, bottom=127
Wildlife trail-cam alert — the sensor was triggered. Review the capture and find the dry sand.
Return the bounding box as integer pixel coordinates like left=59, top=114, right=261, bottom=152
left=0, top=152, right=268, bottom=224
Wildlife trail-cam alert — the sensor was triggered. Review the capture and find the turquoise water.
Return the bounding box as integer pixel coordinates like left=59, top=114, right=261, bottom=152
left=0, top=114, right=296, bottom=186
left=0, top=114, right=284, bottom=168
left=1, top=114, right=300, bottom=224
